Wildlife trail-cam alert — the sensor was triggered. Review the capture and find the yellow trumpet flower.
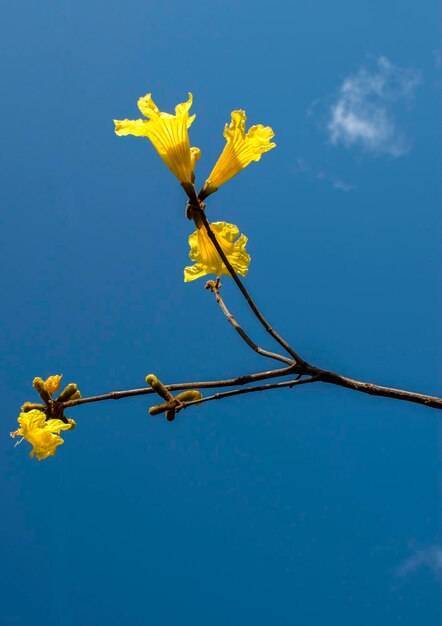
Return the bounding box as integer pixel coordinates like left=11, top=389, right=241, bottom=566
left=201, top=110, right=275, bottom=198
left=114, top=93, right=201, bottom=184
left=184, top=220, right=250, bottom=282
left=10, top=410, right=75, bottom=461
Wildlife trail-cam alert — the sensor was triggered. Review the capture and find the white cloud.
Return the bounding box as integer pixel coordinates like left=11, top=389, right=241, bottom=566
left=397, top=546, right=442, bottom=577
left=291, top=158, right=355, bottom=192
left=327, top=57, right=421, bottom=156
left=332, top=179, right=354, bottom=192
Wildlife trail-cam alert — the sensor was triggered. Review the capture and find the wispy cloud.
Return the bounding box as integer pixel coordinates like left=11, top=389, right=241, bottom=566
left=327, top=57, right=421, bottom=156
left=291, top=158, right=355, bottom=192
left=332, top=179, right=354, bottom=192
left=397, top=546, right=442, bottom=577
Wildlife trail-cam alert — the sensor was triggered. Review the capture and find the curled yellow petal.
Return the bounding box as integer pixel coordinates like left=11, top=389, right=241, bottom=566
left=114, top=119, right=151, bottom=137
left=201, top=110, right=275, bottom=197
left=10, top=409, right=73, bottom=461
left=114, top=92, right=200, bottom=184
left=44, top=374, right=63, bottom=395
left=184, top=221, right=250, bottom=282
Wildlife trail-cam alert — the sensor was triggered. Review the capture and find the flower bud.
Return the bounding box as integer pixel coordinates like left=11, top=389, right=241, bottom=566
left=149, top=402, right=169, bottom=416
left=57, top=384, right=81, bottom=403
left=21, top=402, right=46, bottom=412
left=175, top=390, right=202, bottom=405
left=32, top=377, right=52, bottom=404
left=166, top=408, right=176, bottom=422
left=145, top=374, right=173, bottom=401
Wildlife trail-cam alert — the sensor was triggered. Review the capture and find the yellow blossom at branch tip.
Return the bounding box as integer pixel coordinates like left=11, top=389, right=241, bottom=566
left=184, top=221, right=250, bottom=282
left=201, top=110, right=276, bottom=196
left=10, top=409, right=74, bottom=461
left=44, top=374, right=62, bottom=395
left=114, top=92, right=200, bottom=184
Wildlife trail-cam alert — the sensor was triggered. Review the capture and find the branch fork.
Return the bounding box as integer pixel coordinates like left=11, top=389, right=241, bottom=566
left=51, top=189, right=442, bottom=419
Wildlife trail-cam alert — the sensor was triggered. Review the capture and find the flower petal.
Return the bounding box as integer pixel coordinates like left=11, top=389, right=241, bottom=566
left=114, top=119, right=151, bottom=137
left=115, top=93, right=199, bottom=184
left=184, top=221, right=250, bottom=282
left=11, top=409, right=72, bottom=461
left=202, top=110, right=275, bottom=196
left=137, top=93, right=163, bottom=119
left=44, top=374, right=62, bottom=395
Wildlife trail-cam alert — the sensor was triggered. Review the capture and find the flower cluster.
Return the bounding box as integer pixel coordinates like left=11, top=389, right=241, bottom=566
left=13, top=93, right=275, bottom=460
left=11, top=375, right=79, bottom=460
left=146, top=374, right=202, bottom=422
left=114, top=92, right=275, bottom=281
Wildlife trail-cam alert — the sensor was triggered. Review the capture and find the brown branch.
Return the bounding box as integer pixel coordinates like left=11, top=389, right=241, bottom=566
left=59, top=193, right=442, bottom=416
left=205, top=279, right=295, bottom=366
left=62, top=364, right=299, bottom=409
left=191, top=201, right=442, bottom=411
left=190, top=204, right=307, bottom=366
left=180, top=375, right=319, bottom=408
left=61, top=361, right=442, bottom=413
left=313, top=368, right=442, bottom=410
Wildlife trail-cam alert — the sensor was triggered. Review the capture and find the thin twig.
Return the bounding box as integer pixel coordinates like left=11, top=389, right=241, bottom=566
left=180, top=376, right=319, bottom=408
left=61, top=363, right=442, bottom=412
left=205, top=279, right=294, bottom=366
left=191, top=204, right=307, bottom=366
left=59, top=196, right=442, bottom=414
left=62, top=365, right=299, bottom=409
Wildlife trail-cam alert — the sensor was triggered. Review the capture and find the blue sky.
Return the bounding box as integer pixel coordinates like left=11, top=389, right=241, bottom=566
left=1, top=0, right=441, bottom=624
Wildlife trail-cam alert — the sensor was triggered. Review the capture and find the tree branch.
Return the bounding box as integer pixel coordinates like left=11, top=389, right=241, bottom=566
left=205, top=279, right=295, bottom=366
left=190, top=203, right=307, bottom=366
left=60, top=195, right=442, bottom=416
left=60, top=361, right=442, bottom=414
left=62, top=365, right=299, bottom=409
left=313, top=368, right=442, bottom=410
left=180, top=375, right=319, bottom=408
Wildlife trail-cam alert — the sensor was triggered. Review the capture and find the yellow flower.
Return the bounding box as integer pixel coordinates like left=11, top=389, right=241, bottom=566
left=44, top=374, right=62, bottom=395
left=201, top=110, right=275, bottom=198
left=114, top=93, right=201, bottom=184
left=10, top=410, right=75, bottom=461
left=184, top=221, right=250, bottom=282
